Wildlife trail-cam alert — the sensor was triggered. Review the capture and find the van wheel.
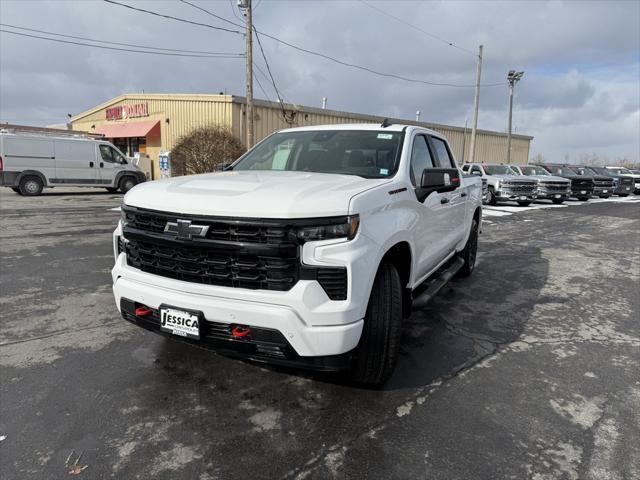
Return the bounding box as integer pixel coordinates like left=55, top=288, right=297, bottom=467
left=19, top=176, right=44, bottom=196
left=349, top=262, right=402, bottom=387
left=552, top=198, right=564, bottom=204
left=517, top=201, right=531, bottom=207
left=118, top=176, right=137, bottom=193
left=458, top=218, right=478, bottom=278
left=578, top=197, right=589, bottom=202
left=11, top=187, right=22, bottom=195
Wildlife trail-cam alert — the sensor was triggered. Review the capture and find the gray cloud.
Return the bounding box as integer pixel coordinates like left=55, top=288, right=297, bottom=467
left=0, top=0, right=638, bottom=162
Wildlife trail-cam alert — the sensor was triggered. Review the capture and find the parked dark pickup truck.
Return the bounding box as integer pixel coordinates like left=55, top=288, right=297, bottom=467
left=571, top=166, right=615, bottom=198
left=538, top=164, right=594, bottom=201
left=589, top=167, right=634, bottom=196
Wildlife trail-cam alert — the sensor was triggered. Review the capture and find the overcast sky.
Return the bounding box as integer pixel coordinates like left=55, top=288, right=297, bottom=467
left=1, top=0, right=638, bottom=163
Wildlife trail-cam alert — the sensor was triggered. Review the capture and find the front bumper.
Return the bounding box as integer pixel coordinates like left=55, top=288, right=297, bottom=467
left=111, top=220, right=373, bottom=360
left=495, top=190, right=537, bottom=201
left=537, top=190, right=570, bottom=200
left=593, top=186, right=613, bottom=196
left=614, top=185, right=633, bottom=195
left=119, top=297, right=353, bottom=371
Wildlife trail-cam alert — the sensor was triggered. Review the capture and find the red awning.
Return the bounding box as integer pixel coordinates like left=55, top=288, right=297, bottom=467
left=96, top=120, right=160, bottom=138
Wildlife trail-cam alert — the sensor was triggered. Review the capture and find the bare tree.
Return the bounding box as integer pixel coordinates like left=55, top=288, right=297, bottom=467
left=171, top=125, right=245, bottom=176
left=530, top=153, right=547, bottom=164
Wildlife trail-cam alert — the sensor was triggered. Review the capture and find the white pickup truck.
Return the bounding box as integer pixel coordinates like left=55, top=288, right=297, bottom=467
left=112, top=123, right=483, bottom=385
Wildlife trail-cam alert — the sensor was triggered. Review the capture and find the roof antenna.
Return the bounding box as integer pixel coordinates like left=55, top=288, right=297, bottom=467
left=381, top=118, right=392, bottom=128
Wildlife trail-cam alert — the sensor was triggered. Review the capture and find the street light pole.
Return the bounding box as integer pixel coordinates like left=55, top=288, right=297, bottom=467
left=506, top=70, right=524, bottom=164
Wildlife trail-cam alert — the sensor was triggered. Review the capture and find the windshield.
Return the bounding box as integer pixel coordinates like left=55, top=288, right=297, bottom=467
left=548, top=166, right=577, bottom=175
left=574, top=167, right=596, bottom=176
left=521, top=166, right=550, bottom=176
left=590, top=167, right=610, bottom=175
left=483, top=165, right=515, bottom=175
left=231, top=130, right=404, bottom=179
left=609, top=167, right=632, bottom=175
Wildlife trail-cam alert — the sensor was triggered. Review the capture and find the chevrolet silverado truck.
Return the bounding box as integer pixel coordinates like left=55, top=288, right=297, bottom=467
left=539, top=164, right=594, bottom=201
left=570, top=166, right=615, bottom=198
left=112, top=123, right=483, bottom=386
left=510, top=165, right=571, bottom=204
left=460, top=162, right=538, bottom=206
left=589, top=167, right=635, bottom=196
left=604, top=166, right=640, bottom=195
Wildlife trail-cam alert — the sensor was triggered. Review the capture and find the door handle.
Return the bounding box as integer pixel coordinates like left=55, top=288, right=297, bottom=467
left=89, top=162, right=94, bottom=167
left=100, top=162, right=104, bottom=168
left=461, top=192, right=467, bottom=197
left=440, top=197, right=450, bottom=204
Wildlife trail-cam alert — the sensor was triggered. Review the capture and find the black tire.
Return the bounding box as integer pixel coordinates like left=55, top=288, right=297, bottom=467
left=551, top=198, right=564, bottom=204
left=19, top=175, right=44, bottom=196
left=578, top=197, right=589, bottom=202
left=118, top=176, right=137, bottom=194
left=486, top=188, right=497, bottom=206
left=517, top=201, right=531, bottom=207
left=599, top=195, right=611, bottom=199
left=10, top=187, right=22, bottom=195
left=349, top=262, right=402, bottom=387
left=617, top=194, right=629, bottom=197
left=458, top=217, right=478, bottom=278
left=105, top=187, right=119, bottom=193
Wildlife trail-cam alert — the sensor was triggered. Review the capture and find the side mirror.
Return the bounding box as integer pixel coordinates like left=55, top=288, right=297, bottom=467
left=416, top=168, right=460, bottom=202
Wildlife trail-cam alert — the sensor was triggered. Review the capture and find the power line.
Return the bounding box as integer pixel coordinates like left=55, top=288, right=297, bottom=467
left=178, top=0, right=240, bottom=29
left=228, top=0, right=245, bottom=23
left=103, top=0, right=243, bottom=35
left=357, top=0, right=478, bottom=58
left=252, top=63, right=272, bottom=102
left=0, top=23, right=244, bottom=56
left=0, top=29, right=244, bottom=58
left=107, top=0, right=504, bottom=88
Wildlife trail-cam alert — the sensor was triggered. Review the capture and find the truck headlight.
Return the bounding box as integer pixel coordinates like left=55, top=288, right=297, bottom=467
left=296, top=215, right=360, bottom=242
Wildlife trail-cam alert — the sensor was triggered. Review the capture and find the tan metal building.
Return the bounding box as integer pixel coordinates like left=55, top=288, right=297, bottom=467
left=71, top=93, right=533, bottom=179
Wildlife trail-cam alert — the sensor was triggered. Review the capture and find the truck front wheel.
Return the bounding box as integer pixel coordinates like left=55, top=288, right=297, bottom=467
left=350, top=262, right=402, bottom=387
left=487, top=188, right=497, bottom=206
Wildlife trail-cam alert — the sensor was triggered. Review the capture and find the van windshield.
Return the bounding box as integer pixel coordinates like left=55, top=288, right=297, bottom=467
left=231, top=130, right=404, bottom=179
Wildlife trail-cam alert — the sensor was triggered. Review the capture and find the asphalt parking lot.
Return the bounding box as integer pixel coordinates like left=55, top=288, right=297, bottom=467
left=0, top=188, right=639, bottom=480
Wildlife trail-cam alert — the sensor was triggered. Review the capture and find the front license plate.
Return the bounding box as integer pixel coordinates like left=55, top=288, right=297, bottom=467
left=555, top=194, right=561, bottom=198
left=602, top=190, right=608, bottom=193
left=519, top=196, right=527, bottom=200
left=160, top=307, right=200, bottom=339
left=581, top=190, right=587, bottom=194
left=626, top=187, right=631, bottom=190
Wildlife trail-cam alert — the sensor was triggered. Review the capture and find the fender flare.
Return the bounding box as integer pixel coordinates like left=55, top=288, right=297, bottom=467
left=15, top=170, right=48, bottom=187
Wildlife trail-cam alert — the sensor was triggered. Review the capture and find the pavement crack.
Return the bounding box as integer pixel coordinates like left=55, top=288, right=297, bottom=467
left=0, top=321, right=123, bottom=347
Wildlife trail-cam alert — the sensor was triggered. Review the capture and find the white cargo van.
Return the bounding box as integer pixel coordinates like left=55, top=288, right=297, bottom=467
left=0, top=130, right=146, bottom=196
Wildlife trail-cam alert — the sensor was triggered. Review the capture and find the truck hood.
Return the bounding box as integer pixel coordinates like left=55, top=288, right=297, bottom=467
left=529, top=175, right=570, bottom=183
left=490, top=174, right=537, bottom=183
left=123, top=170, right=390, bottom=218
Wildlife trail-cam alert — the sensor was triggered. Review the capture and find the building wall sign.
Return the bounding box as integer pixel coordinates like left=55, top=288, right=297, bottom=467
left=106, top=103, right=149, bottom=121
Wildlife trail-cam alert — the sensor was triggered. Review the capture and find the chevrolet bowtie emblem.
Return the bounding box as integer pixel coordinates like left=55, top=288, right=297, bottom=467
left=164, top=219, right=209, bottom=240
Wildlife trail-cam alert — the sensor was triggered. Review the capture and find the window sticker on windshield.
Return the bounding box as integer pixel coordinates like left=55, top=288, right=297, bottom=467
left=377, top=133, right=393, bottom=140
left=380, top=168, right=389, bottom=175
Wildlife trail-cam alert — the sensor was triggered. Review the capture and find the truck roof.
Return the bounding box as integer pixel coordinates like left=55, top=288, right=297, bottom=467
left=279, top=123, right=441, bottom=137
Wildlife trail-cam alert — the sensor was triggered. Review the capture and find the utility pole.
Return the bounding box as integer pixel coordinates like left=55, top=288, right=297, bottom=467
left=468, top=44, right=483, bottom=164
left=240, top=0, right=254, bottom=149
left=506, top=70, right=524, bottom=164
